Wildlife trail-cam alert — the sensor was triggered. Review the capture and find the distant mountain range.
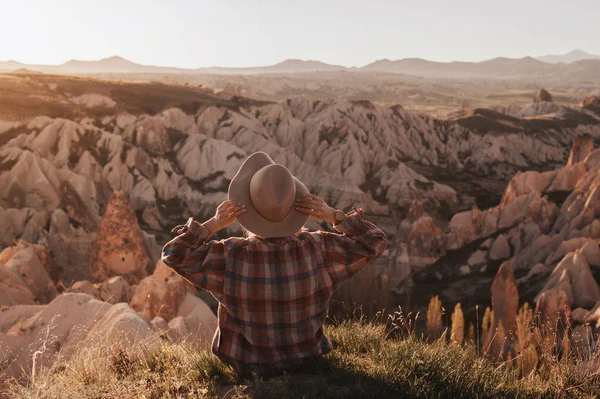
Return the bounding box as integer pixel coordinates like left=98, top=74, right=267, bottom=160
left=535, top=49, right=600, bottom=64
left=200, top=59, right=346, bottom=74
left=1, top=50, right=599, bottom=81
left=0, top=56, right=346, bottom=75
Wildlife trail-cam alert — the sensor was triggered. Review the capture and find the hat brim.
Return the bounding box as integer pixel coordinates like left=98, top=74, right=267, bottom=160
left=228, top=152, right=309, bottom=238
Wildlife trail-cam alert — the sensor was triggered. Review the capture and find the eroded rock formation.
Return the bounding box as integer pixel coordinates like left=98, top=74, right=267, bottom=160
left=534, top=88, right=553, bottom=103
left=88, top=190, right=150, bottom=284
left=130, top=260, right=188, bottom=322
left=2, top=75, right=600, bottom=354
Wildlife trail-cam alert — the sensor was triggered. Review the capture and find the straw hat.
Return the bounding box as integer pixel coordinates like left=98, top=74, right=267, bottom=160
left=228, top=152, right=309, bottom=238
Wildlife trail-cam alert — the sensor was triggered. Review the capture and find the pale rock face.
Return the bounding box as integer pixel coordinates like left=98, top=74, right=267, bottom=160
left=447, top=206, right=493, bottom=249
left=69, top=280, right=99, bottom=298
left=521, top=222, right=541, bottom=248
left=173, top=292, right=218, bottom=342
left=2, top=81, right=600, bottom=330
left=47, top=208, right=96, bottom=284
left=497, top=193, right=536, bottom=230
left=150, top=316, right=169, bottom=335
left=27, top=119, right=84, bottom=168
left=375, top=161, right=456, bottom=207
left=547, top=163, right=588, bottom=192
left=467, top=250, right=487, bottom=266
left=130, top=174, right=156, bottom=211
left=25, top=116, right=53, bottom=130
left=167, top=316, right=190, bottom=343
left=141, top=205, right=164, bottom=231
left=0, top=207, right=31, bottom=248
left=521, top=263, right=546, bottom=282
left=0, top=209, right=47, bottom=252
left=4, top=246, right=57, bottom=304
left=538, top=252, right=600, bottom=308
left=58, top=169, right=101, bottom=231
left=74, top=151, right=103, bottom=182
left=116, top=112, right=137, bottom=129
left=584, top=149, right=600, bottom=170
left=176, top=134, right=246, bottom=182
left=97, top=276, right=130, bottom=304
left=70, top=94, right=116, bottom=108
left=0, top=304, right=44, bottom=332
left=0, top=148, right=62, bottom=212
left=89, top=302, right=155, bottom=347
left=129, top=260, right=187, bottom=322
left=124, top=146, right=155, bottom=180
left=0, top=240, right=55, bottom=282
left=580, top=240, right=600, bottom=267
left=513, top=234, right=559, bottom=271
left=567, top=134, right=594, bottom=167
left=546, top=238, right=592, bottom=266
left=102, top=155, right=135, bottom=193
left=500, top=170, right=556, bottom=207
left=101, top=115, right=114, bottom=126
left=142, top=231, right=162, bottom=268
left=0, top=293, right=156, bottom=381
left=20, top=209, right=48, bottom=245
left=122, top=115, right=172, bottom=155
left=0, top=120, right=20, bottom=135
left=489, top=234, right=511, bottom=261
left=154, top=158, right=183, bottom=201
left=0, top=263, right=36, bottom=306
left=162, top=107, right=195, bottom=133
left=517, top=101, right=564, bottom=117
left=88, top=190, right=149, bottom=284
left=552, top=165, right=600, bottom=235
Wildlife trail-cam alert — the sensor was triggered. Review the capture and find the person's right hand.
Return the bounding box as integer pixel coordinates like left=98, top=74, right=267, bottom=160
left=295, top=194, right=336, bottom=223
left=204, top=200, right=246, bottom=233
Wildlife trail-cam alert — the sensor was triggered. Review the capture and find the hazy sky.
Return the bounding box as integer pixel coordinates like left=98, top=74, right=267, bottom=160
left=1, top=0, right=599, bottom=68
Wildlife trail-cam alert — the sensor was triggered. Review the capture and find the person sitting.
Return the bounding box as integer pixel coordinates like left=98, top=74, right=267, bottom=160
left=162, top=151, right=387, bottom=377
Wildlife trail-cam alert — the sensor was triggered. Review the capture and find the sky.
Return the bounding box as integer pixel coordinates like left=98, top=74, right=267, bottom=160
left=1, top=0, right=599, bottom=68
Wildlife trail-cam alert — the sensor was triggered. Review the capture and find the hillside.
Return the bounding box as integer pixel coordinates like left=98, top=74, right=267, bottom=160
left=1, top=74, right=599, bottom=281
left=6, top=319, right=600, bottom=399
left=361, top=57, right=600, bottom=81
left=2, top=74, right=600, bottom=396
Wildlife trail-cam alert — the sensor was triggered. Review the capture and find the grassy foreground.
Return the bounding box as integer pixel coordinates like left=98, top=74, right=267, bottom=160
left=7, top=319, right=600, bottom=399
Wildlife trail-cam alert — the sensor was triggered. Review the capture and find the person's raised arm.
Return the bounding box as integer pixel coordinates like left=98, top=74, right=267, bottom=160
left=161, top=200, right=246, bottom=296
left=295, top=194, right=387, bottom=289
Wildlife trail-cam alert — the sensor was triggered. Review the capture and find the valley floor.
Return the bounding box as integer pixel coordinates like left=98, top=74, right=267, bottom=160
left=7, top=319, right=599, bottom=399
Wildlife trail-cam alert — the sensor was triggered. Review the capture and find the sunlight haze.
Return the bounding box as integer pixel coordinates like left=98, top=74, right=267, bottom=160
left=1, top=0, right=599, bottom=68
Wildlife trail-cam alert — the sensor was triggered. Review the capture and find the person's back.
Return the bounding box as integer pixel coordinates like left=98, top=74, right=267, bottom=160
left=162, top=152, right=387, bottom=376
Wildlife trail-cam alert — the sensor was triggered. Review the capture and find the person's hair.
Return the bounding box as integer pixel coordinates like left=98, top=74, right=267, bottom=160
left=241, top=227, right=253, bottom=238
left=241, top=226, right=307, bottom=239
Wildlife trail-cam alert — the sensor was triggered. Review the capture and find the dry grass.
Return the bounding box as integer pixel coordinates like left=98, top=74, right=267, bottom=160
left=5, top=315, right=600, bottom=399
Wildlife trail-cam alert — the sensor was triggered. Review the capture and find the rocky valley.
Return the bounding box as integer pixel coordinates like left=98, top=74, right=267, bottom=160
left=1, top=71, right=600, bottom=387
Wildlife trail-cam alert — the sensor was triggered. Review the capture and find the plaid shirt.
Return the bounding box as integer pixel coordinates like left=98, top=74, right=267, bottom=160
left=161, top=209, right=387, bottom=375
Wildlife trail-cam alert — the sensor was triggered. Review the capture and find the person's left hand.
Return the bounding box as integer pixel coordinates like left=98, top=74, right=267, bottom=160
left=295, top=194, right=336, bottom=223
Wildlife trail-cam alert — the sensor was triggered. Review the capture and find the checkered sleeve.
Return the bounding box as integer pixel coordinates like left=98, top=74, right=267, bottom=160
left=161, top=217, right=227, bottom=296
left=318, top=209, right=388, bottom=288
